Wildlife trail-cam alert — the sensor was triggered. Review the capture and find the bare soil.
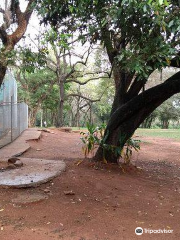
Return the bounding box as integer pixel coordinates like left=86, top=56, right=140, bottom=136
left=0, top=129, right=180, bottom=240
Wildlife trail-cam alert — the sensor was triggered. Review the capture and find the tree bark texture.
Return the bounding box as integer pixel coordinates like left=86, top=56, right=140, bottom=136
left=94, top=68, right=180, bottom=163
left=57, top=80, right=65, bottom=127
left=0, top=0, right=35, bottom=86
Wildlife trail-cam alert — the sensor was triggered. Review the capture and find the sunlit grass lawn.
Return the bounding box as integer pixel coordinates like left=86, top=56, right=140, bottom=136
left=71, top=127, right=87, bottom=131
left=70, top=127, right=180, bottom=139
left=136, top=128, right=180, bottom=139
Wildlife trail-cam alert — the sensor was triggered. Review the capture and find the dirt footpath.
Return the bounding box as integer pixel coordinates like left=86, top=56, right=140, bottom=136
left=0, top=129, right=180, bottom=240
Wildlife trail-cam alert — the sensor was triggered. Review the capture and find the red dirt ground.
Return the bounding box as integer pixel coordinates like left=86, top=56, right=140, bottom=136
left=0, top=129, right=180, bottom=240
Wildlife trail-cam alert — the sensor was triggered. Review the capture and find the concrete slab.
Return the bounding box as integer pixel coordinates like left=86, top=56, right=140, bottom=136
left=0, top=158, right=66, bottom=188
left=20, top=128, right=42, bottom=141
left=0, top=128, right=41, bottom=158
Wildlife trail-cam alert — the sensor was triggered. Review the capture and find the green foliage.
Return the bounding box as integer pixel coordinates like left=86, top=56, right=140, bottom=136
left=157, top=96, right=180, bottom=128
left=110, top=0, right=179, bottom=78
left=93, top=78, right=115, bottom=124
left=37, top=0, right=180, bottom=79
left=80, top=122, right=106, bottom=159
left=18, top=47, right=48, bottom=73
left=80, top=123, right=141, bottom=164
left=121, top=138, right=141, bottom=164
left=18, top=68, right=56, bottom=100
left=42, top=28, right=72, bottom=50
left=141, top=89, right=180, bottom=129
left=17, top=68, right=58, bottom=124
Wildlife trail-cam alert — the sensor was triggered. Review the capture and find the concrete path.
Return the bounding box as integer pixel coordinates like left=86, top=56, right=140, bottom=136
left=0, top=128, right=66, bottom=188
left=0, top=128, right=41, bottom=158
left=0, top=158, right=66, bottom=188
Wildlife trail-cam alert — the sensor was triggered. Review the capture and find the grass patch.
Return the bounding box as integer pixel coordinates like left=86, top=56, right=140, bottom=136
left=71, top=127, right=87, bottom=131
left=136, top=128, right=180, bottom=139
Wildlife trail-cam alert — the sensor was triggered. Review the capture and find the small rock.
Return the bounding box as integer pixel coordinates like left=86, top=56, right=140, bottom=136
left=14, top=160, right=23, bottom=167
left=8, top=157, right=20, bottom=164
left=138, top=211, right=142, bottom=216
left=64, top=190, right=75, bottom=195
left=44, top=189, right=51, bottom=193
left=159, top=195, right=164, bottom=200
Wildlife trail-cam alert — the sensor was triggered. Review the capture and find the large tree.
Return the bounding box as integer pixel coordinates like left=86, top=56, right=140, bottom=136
left=39, top=0, right=180, bottom=163
left=0, top=0, right=36, bottom=86
left=16, top=68, right=56, bottom=126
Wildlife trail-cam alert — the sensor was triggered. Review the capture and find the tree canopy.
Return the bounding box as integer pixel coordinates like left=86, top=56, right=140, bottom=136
left=38, top=0, right=180, bottom=75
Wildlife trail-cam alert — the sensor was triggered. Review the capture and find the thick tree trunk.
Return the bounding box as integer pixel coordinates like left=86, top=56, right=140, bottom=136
left=0, top=62, right=7, bottom=87
left=75, top=96, right=80, bottom=128
left=76, top=104, right=80, bottom=128
left=162, top=120, right=169, bottom=129
left=51, top=111, right=56, bottom=126
left=94, top=71, right=180, bottom=163
left=95, top=122, right=136, bottom=163
left=29, top=108, right=38, bottom=127
left=29, top=116, right=36, bottom=127
left=57, top=81, right=65, bottom=127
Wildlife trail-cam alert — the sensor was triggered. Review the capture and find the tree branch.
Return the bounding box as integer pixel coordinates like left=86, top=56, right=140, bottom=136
left=8, top=0, right=35, bottom=46
left=125, top=76, right=147, bottom=101
left=0, top=28, right=7, bottom=44
left=108, top=71, right=180, bottom=132
left=66, top=76, right=109, bottom=85
left=66, top=86, right=107, bottom=103
left=66, top=94, right=101, bottom=102
left=63, top=46, right=92, bottom=80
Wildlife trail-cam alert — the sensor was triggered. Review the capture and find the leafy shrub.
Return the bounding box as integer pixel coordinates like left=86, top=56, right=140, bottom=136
left=80, top=123, right=140, bottom=164
left=80, top=122, right=106, bottom=158
left=120, top=138, right=140, bottom=164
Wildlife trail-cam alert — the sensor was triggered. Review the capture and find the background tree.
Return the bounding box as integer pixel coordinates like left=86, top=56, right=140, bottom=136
left=17, top=68, right=56, bottom=126
left=0, top=0, right=36, bottom=86
left=158, top=98, right=180, bottom=129
left=16, top=44, right=109, bottom=127
left=67, top=79, right=107, bottom=127
left=140, top=111, right=158, bottom=128
left=35, top=28, right=110, bottom=127
left=141, top=68, right=180, bottom=128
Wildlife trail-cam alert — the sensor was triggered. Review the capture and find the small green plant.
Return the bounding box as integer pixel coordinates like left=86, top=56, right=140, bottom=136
left=120, top=138, right=141, bottom=164
left=80, top=123, right=141, bottom=164
left=80, top=123, right=106, bottom=158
